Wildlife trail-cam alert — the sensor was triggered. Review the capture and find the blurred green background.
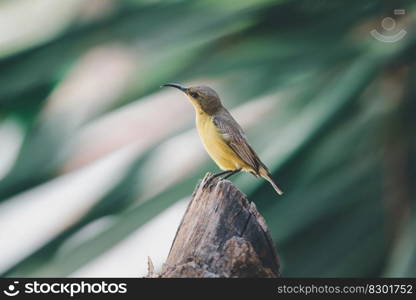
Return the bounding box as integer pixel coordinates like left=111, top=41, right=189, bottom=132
left=0, top=0, right=415, bottom=277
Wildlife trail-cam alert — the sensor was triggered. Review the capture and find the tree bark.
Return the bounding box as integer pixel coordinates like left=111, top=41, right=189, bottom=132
left=154, top=173, right=280, bottom=278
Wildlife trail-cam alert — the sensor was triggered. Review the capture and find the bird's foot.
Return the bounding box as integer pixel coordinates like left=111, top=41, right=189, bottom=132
left=202, top=171, right=232, bottom=189
left=222, top=169, right=241, bottom=180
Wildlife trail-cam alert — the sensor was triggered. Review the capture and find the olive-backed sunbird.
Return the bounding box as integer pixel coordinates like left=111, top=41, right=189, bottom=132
left=162, top=83, right=283, bottom=196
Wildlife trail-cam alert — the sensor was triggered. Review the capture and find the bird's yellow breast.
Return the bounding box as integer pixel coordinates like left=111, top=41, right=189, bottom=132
left=196, top=112, right=247, bottom=171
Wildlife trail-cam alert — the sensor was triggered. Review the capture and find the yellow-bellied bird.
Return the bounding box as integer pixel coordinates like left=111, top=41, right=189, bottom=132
left=162, top=83, right=283, bottom=195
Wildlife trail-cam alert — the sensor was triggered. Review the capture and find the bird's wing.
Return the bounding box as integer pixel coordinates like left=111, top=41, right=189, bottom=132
left=213, top=110, right=263, bottom=173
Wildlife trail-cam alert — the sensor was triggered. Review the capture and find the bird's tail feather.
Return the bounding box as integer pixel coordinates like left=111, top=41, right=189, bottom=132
left=260, top=169, right=283, bottom=196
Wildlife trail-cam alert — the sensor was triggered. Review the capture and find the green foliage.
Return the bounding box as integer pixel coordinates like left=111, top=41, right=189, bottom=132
left=0, top=0, right=415, bottom=277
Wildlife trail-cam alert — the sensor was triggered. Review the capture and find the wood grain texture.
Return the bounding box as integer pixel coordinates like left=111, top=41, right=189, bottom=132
left=155, top=173, right=280, bottom=278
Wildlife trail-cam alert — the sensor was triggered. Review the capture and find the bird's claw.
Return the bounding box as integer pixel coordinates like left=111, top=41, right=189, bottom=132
left=202, top=175, right=215, bottom=189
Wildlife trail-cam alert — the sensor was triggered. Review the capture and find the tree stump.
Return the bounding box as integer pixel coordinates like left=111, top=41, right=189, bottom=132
left=154, top=173, right=280, bottom=278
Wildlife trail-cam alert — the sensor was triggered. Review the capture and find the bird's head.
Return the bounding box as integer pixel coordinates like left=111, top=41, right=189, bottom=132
left=162, top=83, right=222, bottom=115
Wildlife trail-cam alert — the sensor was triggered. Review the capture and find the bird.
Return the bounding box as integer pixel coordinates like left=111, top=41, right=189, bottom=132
left=162, top=83, right=283, bottom=195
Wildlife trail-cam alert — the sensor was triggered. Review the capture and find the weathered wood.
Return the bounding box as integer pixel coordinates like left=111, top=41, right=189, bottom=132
left=156, top=173, right=280, bottom=278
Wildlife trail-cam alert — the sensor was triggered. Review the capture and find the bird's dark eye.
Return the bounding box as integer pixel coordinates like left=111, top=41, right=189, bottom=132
left=190, top=92, right=198, bottom=98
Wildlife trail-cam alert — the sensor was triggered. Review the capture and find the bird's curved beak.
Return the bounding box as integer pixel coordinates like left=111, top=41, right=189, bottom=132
left=161, top=83, right=188, bottom=93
